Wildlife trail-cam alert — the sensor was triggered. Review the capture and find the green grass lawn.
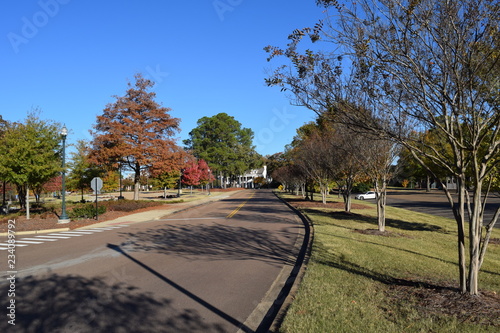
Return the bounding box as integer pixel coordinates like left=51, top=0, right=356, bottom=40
left=278, top=193, right=500, bottom=333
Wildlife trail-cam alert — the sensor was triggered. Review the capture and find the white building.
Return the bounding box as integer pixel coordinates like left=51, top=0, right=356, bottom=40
left=239, top=165, right=268, bottom=188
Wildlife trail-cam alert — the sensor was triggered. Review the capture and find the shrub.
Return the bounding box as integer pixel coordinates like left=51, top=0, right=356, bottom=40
left=69, top=203, right=106, bottom=219
left=353, top=183, right=372, bottom=193
left=102, top=200, right=164, bottom=212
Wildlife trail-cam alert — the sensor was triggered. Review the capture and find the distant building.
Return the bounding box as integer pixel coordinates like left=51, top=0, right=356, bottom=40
left=239, top=165, right=269, bottom=188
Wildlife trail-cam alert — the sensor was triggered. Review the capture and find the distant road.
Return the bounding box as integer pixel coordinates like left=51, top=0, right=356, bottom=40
left=384, top=189, right=500, bottom=228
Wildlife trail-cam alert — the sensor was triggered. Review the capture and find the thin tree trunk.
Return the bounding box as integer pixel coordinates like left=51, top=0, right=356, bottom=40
left=133, top=165, right=140, bottom=201
left=468, top=185, right=483, bottom=295
left=446, top=180, right=467, bottom=294
left=26, top=183, right=30, bottom=220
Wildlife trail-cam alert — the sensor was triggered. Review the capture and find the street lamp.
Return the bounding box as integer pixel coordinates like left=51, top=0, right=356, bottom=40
left=207, top=168, right=211, bottom=195
left=118, top=161, right=125, bottom=200
left=58, top=126, right=70, bottom=224
left=177, top=168, right=185, bottom=198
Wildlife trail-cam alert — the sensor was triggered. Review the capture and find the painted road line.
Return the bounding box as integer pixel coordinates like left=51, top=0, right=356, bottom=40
left=15, top=240, right=44, bottom=244
left=0, top=243, right=28, bottom=247
left=0, top=247, right=8, bottom=250
left=35, top=235, right=71, bottom=239
left=158, top=217, right=225, bottom=221
left=226, top=193, right=256, bottom=219
left=20, top=237, right=58, bottom=242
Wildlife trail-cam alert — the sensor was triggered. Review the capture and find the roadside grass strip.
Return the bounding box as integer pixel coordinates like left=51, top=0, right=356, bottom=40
left=277, top=193, right=500, bottom=333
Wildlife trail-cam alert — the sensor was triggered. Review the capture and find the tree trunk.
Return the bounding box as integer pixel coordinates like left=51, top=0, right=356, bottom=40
left=446, top=178, right=467, bottom=294
left=26, top=183, right=30, bottom=220
left=426, top=175, right=431, bottom=192
left=467, top=184, right=483, bottom=295
left=133, top=165, right=140, bottom=201
left=343, top=179, right=354, bottom=212
left=374, top=179, right=387, bottom=232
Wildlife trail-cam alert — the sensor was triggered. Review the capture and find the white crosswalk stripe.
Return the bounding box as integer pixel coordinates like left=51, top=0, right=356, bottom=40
left=0, top=225, right=129, bottom=250
left=0, top=243, right=28, bottom=247
left=20, top=237, right=58, bottom=242
left=15, top=240, right=44, bottom=244
left=36, top=235, right=71, bottom=239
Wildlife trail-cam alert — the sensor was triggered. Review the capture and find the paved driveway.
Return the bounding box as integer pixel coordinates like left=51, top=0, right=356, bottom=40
left=385, top=189, right=500, bottom=227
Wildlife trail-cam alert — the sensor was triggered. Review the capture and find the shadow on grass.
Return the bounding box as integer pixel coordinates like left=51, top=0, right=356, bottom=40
left=0, top=274, right=225, bottom=333
left=313, top=239, right=459, bottom=292
left=304, top=209, right=447, bottom=233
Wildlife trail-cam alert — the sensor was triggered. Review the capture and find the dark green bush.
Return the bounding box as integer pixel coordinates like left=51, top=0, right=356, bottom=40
left=102, top=200, right=164, bottom=212
left=353, top=183, right=372, bottom=193
left=69, top=203, right=106, bottom=219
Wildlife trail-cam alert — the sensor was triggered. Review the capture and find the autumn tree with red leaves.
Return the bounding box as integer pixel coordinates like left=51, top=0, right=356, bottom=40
left=197, top=159, right=215, bottom=186
left=90, top=73, right=183, bottom=200
left=182, top=162, right=201, bottom=193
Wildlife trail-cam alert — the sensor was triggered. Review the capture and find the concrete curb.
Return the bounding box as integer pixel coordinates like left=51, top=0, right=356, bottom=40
left=237, top=191, right=314, bottom=333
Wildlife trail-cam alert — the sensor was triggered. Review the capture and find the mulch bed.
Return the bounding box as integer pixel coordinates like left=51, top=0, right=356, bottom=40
left=386, top=282, right=500, bottom=327
left=0, top=203, right=178, bottom=233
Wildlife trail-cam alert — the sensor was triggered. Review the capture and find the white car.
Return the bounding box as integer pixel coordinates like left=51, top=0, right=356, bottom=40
left=355, top=191, right=377, bottom=200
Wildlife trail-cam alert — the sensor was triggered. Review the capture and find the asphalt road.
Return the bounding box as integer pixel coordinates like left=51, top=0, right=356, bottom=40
left=384, top=189, right=500, bottom=227
left=0, top=190, right=306, bottom=332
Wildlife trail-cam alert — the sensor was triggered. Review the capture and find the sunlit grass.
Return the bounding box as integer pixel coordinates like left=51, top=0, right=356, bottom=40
left=278, top=193, right=500, bottom=333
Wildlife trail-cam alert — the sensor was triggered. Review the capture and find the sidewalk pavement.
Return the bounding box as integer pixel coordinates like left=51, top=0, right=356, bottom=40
left=80, top=191, right=238, bottom=229
left=1, top=191, right=242, bottom=236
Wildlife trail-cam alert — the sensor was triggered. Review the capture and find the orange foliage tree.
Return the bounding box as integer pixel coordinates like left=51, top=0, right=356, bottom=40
left=90, top=73, right=183, bottom=200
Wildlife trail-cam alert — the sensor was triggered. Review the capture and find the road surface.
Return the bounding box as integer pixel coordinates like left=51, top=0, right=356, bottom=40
left=385, top=189, right=500, bottom=227
left=0, top=190, right=306, bottom=332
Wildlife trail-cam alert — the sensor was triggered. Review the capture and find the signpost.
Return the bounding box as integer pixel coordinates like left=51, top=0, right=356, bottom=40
left=91, top=177, right=103, bottom=220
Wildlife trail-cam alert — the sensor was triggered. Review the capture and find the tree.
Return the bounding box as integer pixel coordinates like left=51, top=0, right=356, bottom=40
left=90, top=73, right=183, bottom=200
left=184, top=113, right=261, bottom=187
left=67, top=140, right=104, bottom=202
left=363, top=135, right=400, bottom=232
left=291, top=124, right=333, bottom=204
left=182, top=161, right=201, bottom=193
left=0, top=112, right=61, bottom=219
left=266, top=0, right=500, bottom=295
left=197, top=159, right=215, bottom=189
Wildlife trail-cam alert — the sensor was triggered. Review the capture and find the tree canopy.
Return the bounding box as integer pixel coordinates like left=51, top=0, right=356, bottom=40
left=184, top=113, right=261, bottom=186
left=0, top=111, right=62, bottom=217
left=90, top=73, right=183, bottom=200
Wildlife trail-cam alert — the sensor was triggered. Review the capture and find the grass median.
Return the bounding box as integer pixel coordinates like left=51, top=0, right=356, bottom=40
left=277, top=192, right=500, bottom=333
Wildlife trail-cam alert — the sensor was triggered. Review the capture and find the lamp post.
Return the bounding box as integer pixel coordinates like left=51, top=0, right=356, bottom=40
left=118, top=161, right=125, bottom=200
left=177, top=168, right=184, bottom=198
left=58, top=126, right=70, bottom=224
left=207, top=168, right=211, bottom=195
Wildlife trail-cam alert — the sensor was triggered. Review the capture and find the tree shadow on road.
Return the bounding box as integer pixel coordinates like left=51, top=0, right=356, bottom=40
left=0, top=274, right=226, bottom=333
left=119, top=223, right=297, bottom=266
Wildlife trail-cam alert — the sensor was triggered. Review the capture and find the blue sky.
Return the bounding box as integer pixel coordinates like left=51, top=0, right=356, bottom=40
left=1, top=1, right=327, bottom=157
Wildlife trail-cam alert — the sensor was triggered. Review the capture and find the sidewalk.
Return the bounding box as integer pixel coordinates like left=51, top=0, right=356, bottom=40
left=77, top=191, right=237, bottom=229
left=0, top=191, right=242, bottom=236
